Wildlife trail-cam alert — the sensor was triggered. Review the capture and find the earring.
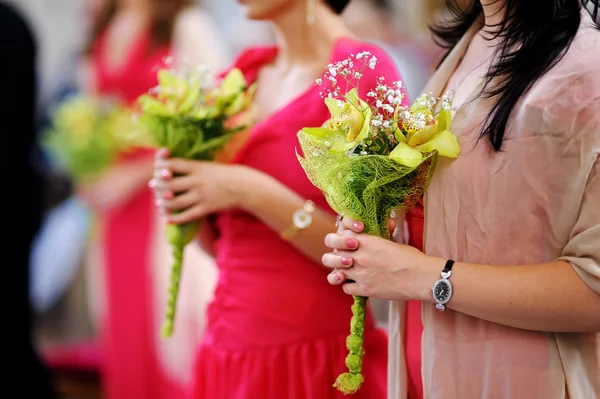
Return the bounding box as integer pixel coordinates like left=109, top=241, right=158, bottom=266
left=306, top=0, right=316, bottom=25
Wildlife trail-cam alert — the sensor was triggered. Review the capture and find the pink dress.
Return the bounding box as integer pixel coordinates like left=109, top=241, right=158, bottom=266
left=189, top=38, right=400, bottom=399
left=92, top=31, right=186, bottom=399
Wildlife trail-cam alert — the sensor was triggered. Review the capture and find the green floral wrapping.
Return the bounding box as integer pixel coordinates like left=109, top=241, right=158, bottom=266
left=42, top=95, right=133, bottom=182
left=297, top=131, right=438, bottom=394
left=297, top=132, right=438, bottom=238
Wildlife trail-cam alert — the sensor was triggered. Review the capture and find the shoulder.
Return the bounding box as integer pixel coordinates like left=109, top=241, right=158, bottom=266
left=334, top=37, right=401, bottom=83
left=330, top=37, right=404, bottom=100
left=223, top=46, right=277, bottom=78
left=517, top=19, right=600, bottom=144
left=174, top=6, right=214, bottom=28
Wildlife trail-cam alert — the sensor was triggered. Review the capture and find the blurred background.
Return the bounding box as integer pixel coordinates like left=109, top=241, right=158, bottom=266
left=4, top=0, right=453, bottom=397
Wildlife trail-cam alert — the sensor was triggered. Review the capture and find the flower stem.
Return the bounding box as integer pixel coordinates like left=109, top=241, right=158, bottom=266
left=161, top=240, right=184, bottom=338
left=161, top=221, right=200, bottom=338
left=334, top=295, right=367, bottom=395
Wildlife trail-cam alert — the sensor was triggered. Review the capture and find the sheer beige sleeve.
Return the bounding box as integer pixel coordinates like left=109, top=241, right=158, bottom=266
left=559, top=154, right=600, bottom=293
left=172, top=7, right=229, bottom=74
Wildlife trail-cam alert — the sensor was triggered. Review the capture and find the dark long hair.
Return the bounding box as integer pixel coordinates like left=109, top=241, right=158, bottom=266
left=85, top=0, right=191, bottom=54
left=431, top=0, right=600, bottom=151
left=325, top=0, right=352, bottom=14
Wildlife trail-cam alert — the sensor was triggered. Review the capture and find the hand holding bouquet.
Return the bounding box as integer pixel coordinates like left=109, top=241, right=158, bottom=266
left=297, top=52, right=460, bottom=394
left=136, top=65, right=255, bottom=338
left=43, top=94, right=135, bottom=183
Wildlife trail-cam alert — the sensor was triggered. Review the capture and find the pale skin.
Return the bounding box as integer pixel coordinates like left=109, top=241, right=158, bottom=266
left=78, top=0, right=153, bottom=212
left=322, top=0, right=600, bottom=333
left=150, top=0, right=356, bottom=264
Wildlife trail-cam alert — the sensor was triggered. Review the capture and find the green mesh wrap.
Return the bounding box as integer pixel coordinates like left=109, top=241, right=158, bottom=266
left=297, top=130, right=438, bottom=394
left=42, top=96, right=130, bottom=182
left=297, top=132, right=437, bottom=237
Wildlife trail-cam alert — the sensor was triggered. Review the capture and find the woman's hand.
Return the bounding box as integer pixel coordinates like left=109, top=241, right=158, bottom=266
left=78, top=160, right=152, bottom=212
left=323, top=216, right=438, bottom=301
left=150, top=148, right=255, bottom=224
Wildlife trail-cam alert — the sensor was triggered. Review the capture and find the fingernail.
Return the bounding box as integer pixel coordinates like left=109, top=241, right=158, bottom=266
left=157, top=148, right=169, bottom=158
left=148, top=179, right=156, bottom=188
left=335, top=272, right=343, bottom=283
left=161, top=170, right=171, bottom=179
left=154, top=198, right=163, bottom=207
left=346, top=239, right=358, bottom=249
left=163, top=191, right=174, bottom=200
left=352, top=221, right=363, bottom=231
left=341, top=257, right=352, bottom=266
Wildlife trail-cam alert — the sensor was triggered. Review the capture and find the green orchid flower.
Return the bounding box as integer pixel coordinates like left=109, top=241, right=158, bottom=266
left=213, top=68, right=254, bottom=116
left=301, top=88, right=372, bottom=153
left=390, top=101, right=459, bottom=168
left=138, top=68, right=201, bottom=117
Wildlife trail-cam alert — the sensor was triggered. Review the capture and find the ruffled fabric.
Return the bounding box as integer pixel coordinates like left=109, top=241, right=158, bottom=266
left=189, top=330, right=387, bottom=399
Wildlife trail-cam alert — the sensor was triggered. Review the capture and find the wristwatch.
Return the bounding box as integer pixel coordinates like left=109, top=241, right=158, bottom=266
left=432, top=260, right=455, bottom=311
left=280, top=200, right=316, bottom=241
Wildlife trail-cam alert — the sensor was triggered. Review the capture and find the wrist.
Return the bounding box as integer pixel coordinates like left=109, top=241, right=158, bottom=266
left=411, top=254, right=445, bottom=302
left=230, top=165, right=266, bottom=210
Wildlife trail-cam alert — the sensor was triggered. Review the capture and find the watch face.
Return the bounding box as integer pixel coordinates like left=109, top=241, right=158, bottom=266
left=433, top=280, right=452, bottom=304
left=293, top=210, right=313, bottom=229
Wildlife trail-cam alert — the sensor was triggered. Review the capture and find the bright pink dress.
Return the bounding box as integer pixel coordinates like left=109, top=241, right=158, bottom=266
left=404, top=201, right=424, bottom=399
left=92, top=31, right=184, bottom=399
left=189, top=38, right=400, bottom=399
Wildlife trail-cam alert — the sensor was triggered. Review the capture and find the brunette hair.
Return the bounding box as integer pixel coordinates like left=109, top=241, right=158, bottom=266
left=325, top=0, right=352, bottom=14
left=431, top=0, right=600, bottom=151
left=85, top=0, right=191, bottom=54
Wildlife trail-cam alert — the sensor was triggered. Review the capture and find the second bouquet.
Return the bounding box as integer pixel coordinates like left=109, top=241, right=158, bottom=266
left=297, top=52, right=461, bottom=394
left=136, top=65, right=255, bottom=338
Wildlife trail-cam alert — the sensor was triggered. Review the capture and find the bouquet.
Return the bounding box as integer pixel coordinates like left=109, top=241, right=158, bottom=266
left=297, top=52, right=460, bottom=394
left=43, top=94, right=136, bottom=182
left=136, top=65, right=255, bottom=338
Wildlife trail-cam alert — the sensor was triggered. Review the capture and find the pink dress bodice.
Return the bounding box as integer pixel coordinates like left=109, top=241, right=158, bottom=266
left=93, top=30, right=170, bottom=104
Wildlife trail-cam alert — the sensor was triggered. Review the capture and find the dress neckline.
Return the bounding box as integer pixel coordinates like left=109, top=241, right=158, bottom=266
left=248, top=36, right=357, bottom=129
left=96, top=28, right=151, bottom=78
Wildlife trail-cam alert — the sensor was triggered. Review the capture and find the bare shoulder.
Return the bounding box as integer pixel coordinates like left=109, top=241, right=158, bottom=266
left=175, top=6, right=214, bottom=28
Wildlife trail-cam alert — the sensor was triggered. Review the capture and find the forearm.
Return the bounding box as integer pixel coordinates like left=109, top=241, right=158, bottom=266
left=416, top=257, right=600, bottom=332
left=239, top=171, right=336, bottom=266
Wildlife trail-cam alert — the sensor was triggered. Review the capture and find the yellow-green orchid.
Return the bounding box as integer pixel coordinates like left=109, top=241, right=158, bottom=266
left=389, top=103, right=459, bottom=168
left=55, top=96, right=97, bottom=139
left=138, top=68, right=201, bottom=117
left=302, top=88, right=372, bottom=153
left=213, top=68, right=254, bottom=116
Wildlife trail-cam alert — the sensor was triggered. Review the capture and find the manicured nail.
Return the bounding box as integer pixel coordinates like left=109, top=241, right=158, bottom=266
left=154, top=198, right=162, bottom=207
left=341, top=256, right=352, bottom=266
left=163, top=191, right=173, bottom=200
left=346, top=239, right=358, bottom=249
left=148, top=179, right=156, bottom=188
left=161, top=170, right=171, bottom=179
left=335, top=272, right=343, bottom=283
left=352, top=221, right=363, bottom=231
left=157, top=148, right=169, bottom=158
